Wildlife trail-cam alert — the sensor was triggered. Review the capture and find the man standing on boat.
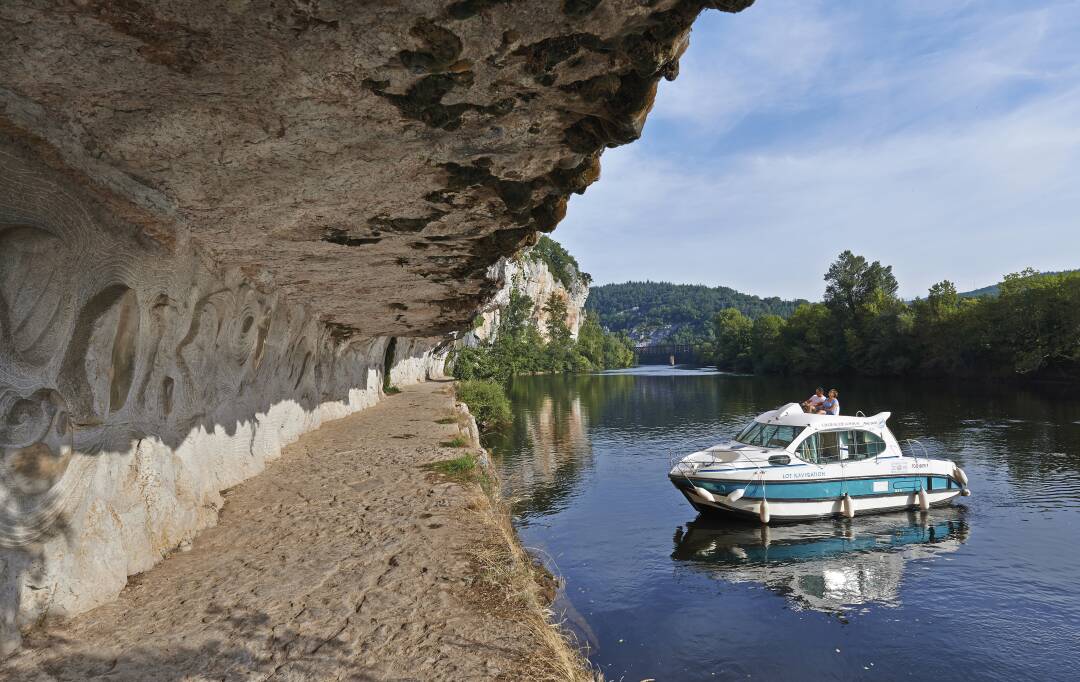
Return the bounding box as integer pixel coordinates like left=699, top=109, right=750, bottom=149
left=802, top=387, right=827, bottom=413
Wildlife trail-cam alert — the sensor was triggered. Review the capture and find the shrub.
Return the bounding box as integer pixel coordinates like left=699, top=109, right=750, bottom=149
left=456, top=379, right=512, bottom=432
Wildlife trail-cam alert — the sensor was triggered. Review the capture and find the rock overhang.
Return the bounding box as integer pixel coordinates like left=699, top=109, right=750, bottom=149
left=0, top=0, right=754, bottom=338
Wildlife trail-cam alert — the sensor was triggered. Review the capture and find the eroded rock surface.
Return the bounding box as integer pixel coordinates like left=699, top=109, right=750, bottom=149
left=0, top=0, right=755, bottom=659
left=1, top=0, right=751, bottom=337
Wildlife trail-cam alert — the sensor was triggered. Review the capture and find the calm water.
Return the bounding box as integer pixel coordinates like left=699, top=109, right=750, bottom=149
left=486, top=367, right=1080, bottom=681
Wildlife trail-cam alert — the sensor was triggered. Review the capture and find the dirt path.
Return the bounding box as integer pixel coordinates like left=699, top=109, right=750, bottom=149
left=2, top=381, right=581, bottom=681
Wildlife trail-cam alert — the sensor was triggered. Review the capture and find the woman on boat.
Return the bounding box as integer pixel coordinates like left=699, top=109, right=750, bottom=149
left=815, top=389, right=840, bottom=415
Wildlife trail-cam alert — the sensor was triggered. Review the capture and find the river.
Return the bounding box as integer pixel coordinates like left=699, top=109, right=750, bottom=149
left=486, top=366, right=1080, bottom=681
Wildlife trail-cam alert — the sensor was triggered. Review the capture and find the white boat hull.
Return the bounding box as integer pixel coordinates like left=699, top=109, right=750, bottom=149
left=678, top=484, right=962, bottom=521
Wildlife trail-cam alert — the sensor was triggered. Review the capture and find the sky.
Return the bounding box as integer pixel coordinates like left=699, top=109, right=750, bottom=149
left=554, top=0, right=1080, bottom=301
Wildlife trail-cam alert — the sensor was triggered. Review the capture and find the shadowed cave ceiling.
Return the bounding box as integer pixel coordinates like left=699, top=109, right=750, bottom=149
left=0, top=0, right=752, bottom=338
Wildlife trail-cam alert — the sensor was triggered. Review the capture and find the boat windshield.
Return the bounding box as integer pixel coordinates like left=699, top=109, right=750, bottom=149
left=735, top=422, right=805, bottom=449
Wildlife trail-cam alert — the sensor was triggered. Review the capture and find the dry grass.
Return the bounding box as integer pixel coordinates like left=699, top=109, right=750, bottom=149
left=465, top=471, right=601, bottom=682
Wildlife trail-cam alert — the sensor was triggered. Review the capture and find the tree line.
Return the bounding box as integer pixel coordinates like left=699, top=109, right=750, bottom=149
left=450, top=286, right=636, bottom=384
left=712, top=251, right=1080, bottom=380
left=587, top=280, right=806, bottom=345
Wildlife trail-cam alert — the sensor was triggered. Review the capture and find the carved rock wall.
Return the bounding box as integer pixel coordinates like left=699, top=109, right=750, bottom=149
left=0, top=0, right=757, bottom=657
left=0, top=140, right=445, bottom=654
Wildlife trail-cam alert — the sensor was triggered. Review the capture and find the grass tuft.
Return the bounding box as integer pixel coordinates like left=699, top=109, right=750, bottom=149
left=440, top=435, right=469, bottom=448
left=384, top=385, right=401, bottom=395
left=427, top=453, right=476, bottom=476
left=434, top=416, right=458, bottom=425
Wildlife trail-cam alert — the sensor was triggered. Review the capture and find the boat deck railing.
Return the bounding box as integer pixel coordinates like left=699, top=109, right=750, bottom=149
left=898, top=438, right=931, bottom=464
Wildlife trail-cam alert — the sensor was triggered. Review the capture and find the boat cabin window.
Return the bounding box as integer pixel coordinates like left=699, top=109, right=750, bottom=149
left=735, top=422, right=805, bottom=449
left=796, top=429, right=887, bottom=464
left=849, top=430, right=888, bottom=459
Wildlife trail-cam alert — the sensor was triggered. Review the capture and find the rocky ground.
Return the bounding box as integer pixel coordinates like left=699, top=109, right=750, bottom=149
left=1, top=381, right=587, bottom=681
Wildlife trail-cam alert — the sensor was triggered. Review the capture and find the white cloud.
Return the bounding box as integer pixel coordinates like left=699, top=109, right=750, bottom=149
left=560, top=85, right=1080, bottom=298
left=554, top=0, right=1080, bottom=299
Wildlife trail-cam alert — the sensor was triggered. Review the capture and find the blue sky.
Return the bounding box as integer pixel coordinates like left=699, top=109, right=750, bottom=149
left=554, top=0, right=1080, bottom=300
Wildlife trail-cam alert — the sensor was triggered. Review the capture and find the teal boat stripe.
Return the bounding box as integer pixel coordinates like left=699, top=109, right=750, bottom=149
left=676, top=475, right=959, bottom=500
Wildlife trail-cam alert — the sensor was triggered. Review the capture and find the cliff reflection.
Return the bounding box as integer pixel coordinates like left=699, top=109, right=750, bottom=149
left=672, top=509, right=969, bottom=613
left=493, top=377, right=594, bottom=520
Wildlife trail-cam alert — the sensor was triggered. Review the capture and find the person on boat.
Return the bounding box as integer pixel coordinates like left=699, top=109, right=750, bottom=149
left=801, top=387, right=826, bottom=413
left=815, top=389, right=840, bottom=415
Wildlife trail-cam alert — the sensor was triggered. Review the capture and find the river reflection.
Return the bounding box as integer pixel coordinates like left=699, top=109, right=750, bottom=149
left=672, top=509, right=969, bottom=613
left=487, top=369, right=1080, bottom=681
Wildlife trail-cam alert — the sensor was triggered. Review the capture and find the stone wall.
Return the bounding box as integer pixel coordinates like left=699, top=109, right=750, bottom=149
left=0, top=140, right=445, bottom=654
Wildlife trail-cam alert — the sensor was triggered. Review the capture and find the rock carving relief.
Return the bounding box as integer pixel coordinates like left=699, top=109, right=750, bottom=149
left=0, top=388, right=77, bottom=548
left=0, top=143, right=447, bottom=651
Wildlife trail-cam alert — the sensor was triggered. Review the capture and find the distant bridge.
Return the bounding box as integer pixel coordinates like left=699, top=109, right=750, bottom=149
left=633, top=344, right=701, bottom=365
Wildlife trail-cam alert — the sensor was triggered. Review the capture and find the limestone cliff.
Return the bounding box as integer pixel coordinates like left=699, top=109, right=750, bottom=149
left=469, top=245, right=591, bottom=343
left=0, top=0, right=755, bottom=654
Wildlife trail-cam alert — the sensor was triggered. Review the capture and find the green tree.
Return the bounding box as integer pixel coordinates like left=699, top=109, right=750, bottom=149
left=541, top=293, right=575, bottom=373
left=750, top=314, right=786, bottom=374
left=714, top=308, right=753, bottom=372
left=780, top=303, right=834, bottom=374
left=823, top=250, right=899, bottom=323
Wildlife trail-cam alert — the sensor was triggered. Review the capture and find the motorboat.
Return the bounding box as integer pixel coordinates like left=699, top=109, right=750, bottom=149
left=668, top=403, right=970, bottom=523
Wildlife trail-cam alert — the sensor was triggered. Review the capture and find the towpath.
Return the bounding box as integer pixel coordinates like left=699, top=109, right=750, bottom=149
left=2, top=381, right=566, bottom=681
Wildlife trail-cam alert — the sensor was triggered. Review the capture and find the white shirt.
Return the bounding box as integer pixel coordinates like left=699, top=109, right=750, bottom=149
left=807, top=394, right=826, bottom=407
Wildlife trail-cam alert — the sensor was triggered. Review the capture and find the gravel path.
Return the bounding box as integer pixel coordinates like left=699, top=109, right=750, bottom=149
left=3, top=381, right=553, bottom=681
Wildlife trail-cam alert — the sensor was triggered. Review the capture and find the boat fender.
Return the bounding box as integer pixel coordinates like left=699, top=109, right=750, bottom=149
left=726, top=488, right=745, bottom=503
left=842, top=494, right=855, bottom=519
left=960, top=488, right=971, bottom=497
left=918, top=487, right=929, bottom=512
left=953, top=467, right=969, bottom=487
left=692, top=486, right=715, bottom=503
left=759, top=499, right=770, bottom=524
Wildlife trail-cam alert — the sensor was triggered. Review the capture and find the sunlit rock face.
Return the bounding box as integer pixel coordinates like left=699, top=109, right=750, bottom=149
left=0, top=0, right=754, bottom=654
left=0, top=0, right=751, bottom=337
left=470, top=252, right=590, bottom=342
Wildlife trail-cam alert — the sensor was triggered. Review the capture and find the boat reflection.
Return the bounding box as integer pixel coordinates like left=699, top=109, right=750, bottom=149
left=672, top=508, right=969, bottom=613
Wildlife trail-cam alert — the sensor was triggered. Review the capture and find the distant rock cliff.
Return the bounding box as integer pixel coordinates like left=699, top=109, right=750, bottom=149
left=469, top=241, right=590, bottom=343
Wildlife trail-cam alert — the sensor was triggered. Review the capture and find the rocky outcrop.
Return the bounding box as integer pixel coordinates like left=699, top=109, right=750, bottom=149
left=0, top=0, right=755, bottom=656
left=470, top=249, right=590, bottom=343
left=0, top=0, right=752, bottom=338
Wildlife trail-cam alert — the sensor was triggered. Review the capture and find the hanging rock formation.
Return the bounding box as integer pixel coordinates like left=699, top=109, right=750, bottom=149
left=0, top=0, right=753, bottom=655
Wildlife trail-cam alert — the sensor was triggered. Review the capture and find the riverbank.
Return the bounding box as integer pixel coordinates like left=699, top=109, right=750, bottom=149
left=1, top=381, right=592, bottom=681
